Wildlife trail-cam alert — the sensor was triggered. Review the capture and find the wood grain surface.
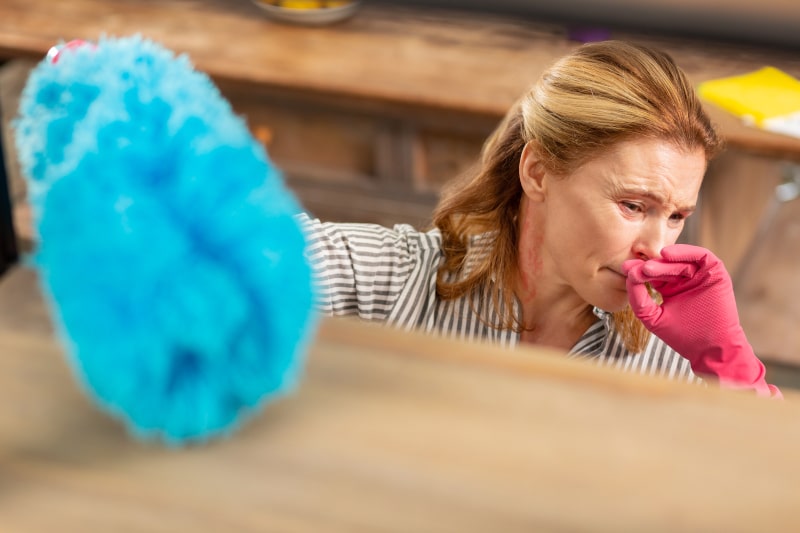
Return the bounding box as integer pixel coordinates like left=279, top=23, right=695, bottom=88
left=1, top=265, right=800, bottom=532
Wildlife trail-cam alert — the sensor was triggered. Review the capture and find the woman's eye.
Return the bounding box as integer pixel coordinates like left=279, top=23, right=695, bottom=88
left=668, top=212, right=688, bottom=228
left=620, top=201, right=641, bottom=213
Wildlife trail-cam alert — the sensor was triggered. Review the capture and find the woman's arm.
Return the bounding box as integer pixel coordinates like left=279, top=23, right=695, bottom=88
left=299, top=214, right=424, bottom=322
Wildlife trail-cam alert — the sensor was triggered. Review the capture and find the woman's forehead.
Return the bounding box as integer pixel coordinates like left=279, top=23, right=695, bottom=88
left=574, top=139, right=707, bottom=200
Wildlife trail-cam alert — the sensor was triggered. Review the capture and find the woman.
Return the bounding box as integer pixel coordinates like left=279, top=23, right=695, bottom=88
left=301, top=40, right=779, bottom=397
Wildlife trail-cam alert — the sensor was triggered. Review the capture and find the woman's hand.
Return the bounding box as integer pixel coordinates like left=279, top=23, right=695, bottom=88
left=622, top=244, right=781, bottom=398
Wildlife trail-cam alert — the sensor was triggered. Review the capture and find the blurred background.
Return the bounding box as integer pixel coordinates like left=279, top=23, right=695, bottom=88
left=373, top=0, right=800, bottom=50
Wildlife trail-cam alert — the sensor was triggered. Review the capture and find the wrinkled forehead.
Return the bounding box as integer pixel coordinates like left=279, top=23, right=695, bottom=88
left=604, top=139, right=707, bottom=201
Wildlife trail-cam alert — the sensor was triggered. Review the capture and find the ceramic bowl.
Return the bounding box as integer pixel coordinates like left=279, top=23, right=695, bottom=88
left=252, top=1, right=362, bottom=25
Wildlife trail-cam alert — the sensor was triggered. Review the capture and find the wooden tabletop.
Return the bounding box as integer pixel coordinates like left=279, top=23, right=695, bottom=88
left=2, top=264, right=800, bottom=531
left=2, top=0, right=800, bottom=160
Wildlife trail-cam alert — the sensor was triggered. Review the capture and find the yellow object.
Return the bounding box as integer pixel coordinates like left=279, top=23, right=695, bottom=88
left=698, top=67, right=800, bottom=138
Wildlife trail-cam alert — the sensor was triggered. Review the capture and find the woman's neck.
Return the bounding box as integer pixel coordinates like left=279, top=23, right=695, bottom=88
left=517, top=302, right=597, bottom=350
left=515, top=199, right=597, bottom=350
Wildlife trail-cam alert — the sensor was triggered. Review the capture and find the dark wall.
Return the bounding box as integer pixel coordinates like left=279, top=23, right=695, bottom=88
left=371, top=0, right=800, bottom=51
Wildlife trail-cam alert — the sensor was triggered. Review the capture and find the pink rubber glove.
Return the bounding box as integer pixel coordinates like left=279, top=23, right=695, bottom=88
left=622, top=244, right=781, bottom=398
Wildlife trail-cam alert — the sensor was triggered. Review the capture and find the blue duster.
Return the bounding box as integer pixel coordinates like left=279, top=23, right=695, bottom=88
left=14, top=36, right=317, bottom=444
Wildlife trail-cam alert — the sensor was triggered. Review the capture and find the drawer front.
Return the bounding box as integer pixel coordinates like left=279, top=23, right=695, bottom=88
left=231, top=96, right=382, bottom=186
left=411, top=128, right=486, bottom=193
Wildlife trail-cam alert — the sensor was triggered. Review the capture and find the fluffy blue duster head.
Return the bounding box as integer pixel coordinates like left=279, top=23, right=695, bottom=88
left=14, top=36, right=317, bottom=444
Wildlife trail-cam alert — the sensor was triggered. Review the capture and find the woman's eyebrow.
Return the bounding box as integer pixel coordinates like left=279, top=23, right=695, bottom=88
left=615, top=185, right=696, bottom=211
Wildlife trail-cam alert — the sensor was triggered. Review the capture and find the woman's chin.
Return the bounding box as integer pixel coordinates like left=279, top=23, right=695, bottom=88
left=595, top=291, right=630, bottom=313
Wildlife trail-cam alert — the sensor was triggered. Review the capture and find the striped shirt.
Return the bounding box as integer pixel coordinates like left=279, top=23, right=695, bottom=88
left=301, top=214, right=699, bottom=384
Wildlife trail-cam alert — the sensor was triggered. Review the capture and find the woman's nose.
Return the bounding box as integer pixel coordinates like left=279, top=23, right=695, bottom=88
left=632, top=220, right=667, bottom=261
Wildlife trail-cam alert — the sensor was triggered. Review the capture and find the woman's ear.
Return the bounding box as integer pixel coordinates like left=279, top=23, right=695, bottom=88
left=519, top=141, right=547, bottom=202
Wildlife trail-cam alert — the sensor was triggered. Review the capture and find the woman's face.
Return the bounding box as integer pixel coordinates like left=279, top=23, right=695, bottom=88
left=520, top=138, right=707, bottom=313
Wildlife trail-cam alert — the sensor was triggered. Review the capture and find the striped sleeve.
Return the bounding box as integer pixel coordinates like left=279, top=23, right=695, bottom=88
left=298, top=214, right=436, bottom=322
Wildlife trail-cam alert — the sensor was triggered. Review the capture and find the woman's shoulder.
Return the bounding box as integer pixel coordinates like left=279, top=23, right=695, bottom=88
left=297, top=214, right=449, bottom=270
left=295, top=213, right=441, bottom=238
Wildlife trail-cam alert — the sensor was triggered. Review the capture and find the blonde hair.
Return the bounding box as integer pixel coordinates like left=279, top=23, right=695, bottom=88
left=432, top=40, right=722, bottom=352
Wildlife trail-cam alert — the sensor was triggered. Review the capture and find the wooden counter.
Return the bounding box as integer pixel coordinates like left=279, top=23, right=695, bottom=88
left=2, top=265, right=800, bottom=531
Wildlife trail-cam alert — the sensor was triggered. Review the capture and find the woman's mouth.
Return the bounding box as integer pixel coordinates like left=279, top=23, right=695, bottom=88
left=608, top=268, right=626, bottom=278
